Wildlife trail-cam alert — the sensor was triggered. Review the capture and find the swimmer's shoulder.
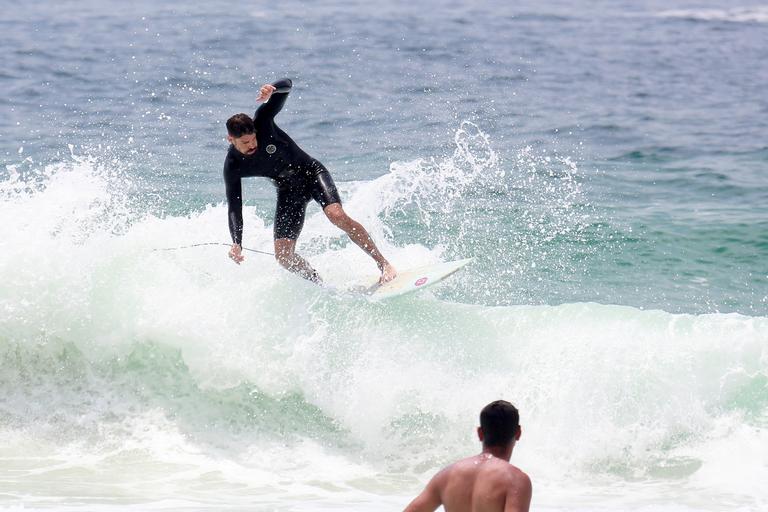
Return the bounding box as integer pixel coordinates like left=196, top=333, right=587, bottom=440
left=500, top=464, right=532, bottom=512
left=475, top=458, right=531, bottom=500
left=485, top=459, right=530, bottom=489
left=438, top=455, right=530, bottom=488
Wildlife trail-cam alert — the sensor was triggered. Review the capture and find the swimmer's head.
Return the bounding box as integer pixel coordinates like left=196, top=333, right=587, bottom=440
left=478, top=400, right=521, bottom=448
left=227, top=113, right=258, bottom=155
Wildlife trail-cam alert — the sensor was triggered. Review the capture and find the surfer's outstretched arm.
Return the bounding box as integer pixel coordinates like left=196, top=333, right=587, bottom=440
left=224, top=166, right=244, bottom=263
left=254, top=78, right=292, bottom=121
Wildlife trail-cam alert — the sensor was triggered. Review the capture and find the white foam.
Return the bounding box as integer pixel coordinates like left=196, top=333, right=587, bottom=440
left=656, top=7, right=768, bottom=24
left=2, top=136, right=767, bottom=510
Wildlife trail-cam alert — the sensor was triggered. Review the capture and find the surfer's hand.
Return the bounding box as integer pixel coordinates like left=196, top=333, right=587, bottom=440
left=256, top=84, right=276, bottom=103
left=229, top=244, right=244, bottom=264
left=378, top=261, right=397, bottom=284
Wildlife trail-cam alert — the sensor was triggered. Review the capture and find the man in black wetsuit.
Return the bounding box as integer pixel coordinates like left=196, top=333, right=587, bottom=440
left=223, top=78, right=397, bottom=284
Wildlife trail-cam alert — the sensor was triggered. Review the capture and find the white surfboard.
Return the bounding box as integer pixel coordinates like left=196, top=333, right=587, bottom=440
left=356, top=258, right=473, bottom=300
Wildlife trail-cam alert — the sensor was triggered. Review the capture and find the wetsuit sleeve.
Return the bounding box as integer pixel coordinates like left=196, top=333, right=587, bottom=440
left=254, top=78, right=293, bottom=122
left=224, top=160, right=244, bottom=245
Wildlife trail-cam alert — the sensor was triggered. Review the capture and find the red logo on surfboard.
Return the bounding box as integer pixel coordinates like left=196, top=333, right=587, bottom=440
left=415, top=277, right=428, bottom=286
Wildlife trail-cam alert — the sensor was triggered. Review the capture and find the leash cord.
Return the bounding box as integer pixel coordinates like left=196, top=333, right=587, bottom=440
left=153, top=242, right=274, bottom=256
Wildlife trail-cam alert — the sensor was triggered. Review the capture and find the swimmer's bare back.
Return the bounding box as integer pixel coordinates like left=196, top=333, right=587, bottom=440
left=404, top=453, right=532, bottom=512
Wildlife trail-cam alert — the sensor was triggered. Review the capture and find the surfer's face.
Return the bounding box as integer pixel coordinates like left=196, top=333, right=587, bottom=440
left=229, top=133, right=258, bottom=155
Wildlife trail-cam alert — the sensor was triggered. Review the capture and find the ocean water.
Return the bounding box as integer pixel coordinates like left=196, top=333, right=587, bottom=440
left=1, top=0, right=767, bottom=511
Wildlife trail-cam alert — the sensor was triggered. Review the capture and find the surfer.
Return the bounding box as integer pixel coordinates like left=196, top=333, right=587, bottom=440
left=403, top=400, right=532, bottom=512
left=223, top=78, right=397, bottom=284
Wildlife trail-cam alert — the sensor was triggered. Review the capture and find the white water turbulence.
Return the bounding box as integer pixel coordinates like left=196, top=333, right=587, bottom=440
left=1, top=127, right=767, bottom=512
left=655, top=7, right=768, bottom=24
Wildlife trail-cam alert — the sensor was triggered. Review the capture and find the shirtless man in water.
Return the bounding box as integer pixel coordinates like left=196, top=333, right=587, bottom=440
left=404, top=400, right=532, bottom=512
left=223, top=78, right=396, bottom=284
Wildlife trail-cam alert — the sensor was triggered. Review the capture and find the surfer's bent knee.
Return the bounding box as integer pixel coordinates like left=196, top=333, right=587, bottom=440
left=323, top=203, right=349, bottom=226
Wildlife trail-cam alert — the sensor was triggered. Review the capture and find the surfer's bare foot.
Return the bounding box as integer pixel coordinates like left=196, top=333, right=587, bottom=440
left=378, top=261, right=397, bottom=284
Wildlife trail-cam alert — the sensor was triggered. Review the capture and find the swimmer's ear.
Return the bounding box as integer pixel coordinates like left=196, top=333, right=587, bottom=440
left=515, top=425, right=522, bottom=441
left=477, top=426, right=485, bottom=442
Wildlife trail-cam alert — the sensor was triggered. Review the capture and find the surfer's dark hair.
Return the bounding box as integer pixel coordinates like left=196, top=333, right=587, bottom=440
left=226, top=113, right=255, bottom=137
left=480, top=400, right=520, bottom=447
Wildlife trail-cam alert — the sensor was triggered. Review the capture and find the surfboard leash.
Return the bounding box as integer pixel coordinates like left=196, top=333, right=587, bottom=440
left=153, top=242, right=274, bottom=256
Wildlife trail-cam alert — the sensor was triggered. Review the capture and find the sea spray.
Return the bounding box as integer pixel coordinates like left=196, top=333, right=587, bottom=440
left=324, top=121, right=600, bottom=304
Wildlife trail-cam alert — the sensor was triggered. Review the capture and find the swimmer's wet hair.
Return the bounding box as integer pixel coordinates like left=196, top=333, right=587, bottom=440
left=227, top=113, right=255, bottom=137
left=480, top=400, right=520, bottom=447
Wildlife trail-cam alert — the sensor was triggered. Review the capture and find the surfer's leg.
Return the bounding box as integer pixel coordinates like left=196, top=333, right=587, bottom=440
left=273, top=238, right=321, bottom=284
left=322, top=202, right=396, bottom=283
left=307, top=166, right=396, bottom=283
left=274, top=187, right=321, bottom=284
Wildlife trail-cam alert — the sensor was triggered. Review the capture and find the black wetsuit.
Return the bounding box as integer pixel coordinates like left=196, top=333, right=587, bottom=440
left=223, top=78, right=341, bottom=243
